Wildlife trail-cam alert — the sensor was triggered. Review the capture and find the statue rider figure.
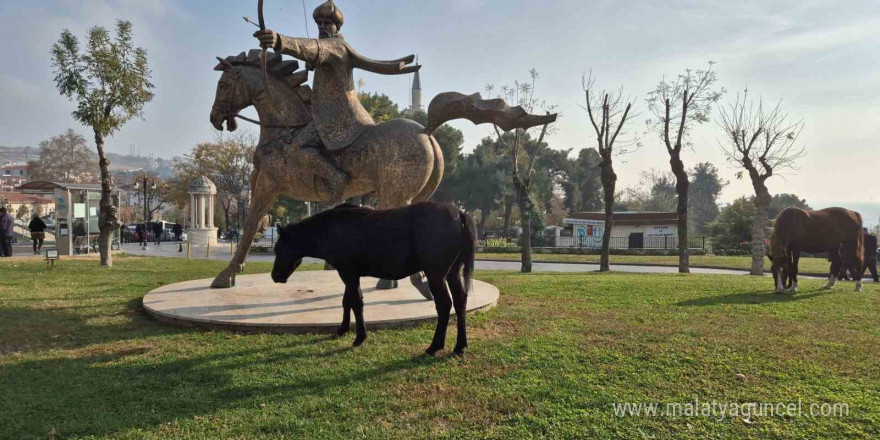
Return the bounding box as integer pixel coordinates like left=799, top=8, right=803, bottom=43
left=255, top=0, right=420, bottom=203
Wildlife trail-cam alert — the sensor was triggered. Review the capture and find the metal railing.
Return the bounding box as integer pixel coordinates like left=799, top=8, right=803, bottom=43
left=481, top=235, right=708, bottom=251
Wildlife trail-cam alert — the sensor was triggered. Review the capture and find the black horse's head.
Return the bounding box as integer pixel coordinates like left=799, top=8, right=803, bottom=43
left=271, top=225, right=304, bottom=284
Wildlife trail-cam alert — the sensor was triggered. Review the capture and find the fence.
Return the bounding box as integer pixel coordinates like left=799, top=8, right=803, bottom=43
left=482, top=235, right=708, bottom=251
left=229, top=229, right=709, bottom=252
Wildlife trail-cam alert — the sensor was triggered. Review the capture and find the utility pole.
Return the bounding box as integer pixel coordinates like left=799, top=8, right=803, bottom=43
left=135, top=175, right=157, bottom=250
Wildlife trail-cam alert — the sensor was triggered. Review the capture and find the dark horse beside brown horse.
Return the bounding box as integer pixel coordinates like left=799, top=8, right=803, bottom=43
left=770, top=207, right=864, bottom=293
left=271, top=202, right=476, bottom=355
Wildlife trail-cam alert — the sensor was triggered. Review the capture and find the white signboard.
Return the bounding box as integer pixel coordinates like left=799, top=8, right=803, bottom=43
left=563, top=218, right=605, bottom=226
left=647, top=225, right=675, bottom=237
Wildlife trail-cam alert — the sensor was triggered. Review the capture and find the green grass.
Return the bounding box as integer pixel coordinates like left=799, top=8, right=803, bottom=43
left=478, top=253, right=833, bottom=273
left=1, top=256, right=878, bottom=439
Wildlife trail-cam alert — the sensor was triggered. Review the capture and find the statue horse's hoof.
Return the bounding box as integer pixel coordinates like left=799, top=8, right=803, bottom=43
left=210, top=267, right=234, bottom=289
left=376, top=279, right=399, bottom=290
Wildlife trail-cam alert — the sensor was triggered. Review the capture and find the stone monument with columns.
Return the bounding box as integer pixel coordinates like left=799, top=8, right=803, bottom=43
left=188, top=176, right=218, bottom=246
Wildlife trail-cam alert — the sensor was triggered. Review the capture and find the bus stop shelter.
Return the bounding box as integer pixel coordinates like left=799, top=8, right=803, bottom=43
left=17, top=181, right=123, bottom=256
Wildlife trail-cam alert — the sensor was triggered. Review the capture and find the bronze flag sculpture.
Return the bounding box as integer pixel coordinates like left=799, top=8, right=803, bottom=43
left=209, top=0, right=557, bottom=297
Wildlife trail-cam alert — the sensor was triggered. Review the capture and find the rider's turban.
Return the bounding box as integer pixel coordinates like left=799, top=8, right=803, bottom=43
left=313, top=0, right=345, bottom=28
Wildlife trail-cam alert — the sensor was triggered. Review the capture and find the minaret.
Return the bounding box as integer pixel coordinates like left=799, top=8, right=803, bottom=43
left=411, top=57, right=422, bottom=112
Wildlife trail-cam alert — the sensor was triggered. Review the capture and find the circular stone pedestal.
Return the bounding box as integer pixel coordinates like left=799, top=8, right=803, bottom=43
left=143, top=271, right=499, bottom=333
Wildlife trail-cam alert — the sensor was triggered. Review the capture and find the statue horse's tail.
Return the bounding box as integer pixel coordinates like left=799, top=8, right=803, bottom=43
left=424, top=92, right=558, bottom=136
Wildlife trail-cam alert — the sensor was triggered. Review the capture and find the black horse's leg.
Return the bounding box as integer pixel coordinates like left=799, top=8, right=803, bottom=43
left=790, top=252, right=800, bottom=291
left=825, top=250, right=842, bottom=290
left=351, top=281, right=368, bottom=347
left=426, top=274, right=452, bottom=356
left=338, top=279, right=354, bottom=337
left=446, top=266, right=468, bottom=356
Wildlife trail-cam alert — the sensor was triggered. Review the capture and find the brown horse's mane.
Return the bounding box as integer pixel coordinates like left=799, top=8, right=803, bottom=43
left=214, top=49, right=303, bottom=80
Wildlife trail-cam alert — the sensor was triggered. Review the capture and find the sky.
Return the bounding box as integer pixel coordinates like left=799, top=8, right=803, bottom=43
left=0, top=0, right=878, bottom=222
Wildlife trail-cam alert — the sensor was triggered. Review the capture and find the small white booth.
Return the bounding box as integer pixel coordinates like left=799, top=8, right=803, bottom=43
left=188, top=176, right=218, bottom=246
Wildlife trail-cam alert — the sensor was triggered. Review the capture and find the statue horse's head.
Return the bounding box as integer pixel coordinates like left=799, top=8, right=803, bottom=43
left=210, top=50, right=309, bottom=132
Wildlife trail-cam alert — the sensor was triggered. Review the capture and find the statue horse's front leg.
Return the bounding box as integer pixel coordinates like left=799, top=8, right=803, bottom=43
left=211, top=169, right=277, bottom=289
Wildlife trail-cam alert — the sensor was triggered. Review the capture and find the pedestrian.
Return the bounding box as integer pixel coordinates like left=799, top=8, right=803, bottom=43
left=862, top=228, right=879, bottom=283
left=0, top=207, right=14, bottom=257
left=153, top=222, right=162, bottom=246
left=173, top=223, right=183, bottom=242
left=28, top=214, right=47, bottom=254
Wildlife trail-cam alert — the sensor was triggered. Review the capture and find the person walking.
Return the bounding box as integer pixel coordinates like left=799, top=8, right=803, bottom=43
left=173, top=223, right=183, bottom=242
left=28, top=215, right=47, bottom=254
left=153, top=222, right=163, bottom=246
left=862, top=228, right=878, bottom=282
left=0, top=207, right=14, bottom=257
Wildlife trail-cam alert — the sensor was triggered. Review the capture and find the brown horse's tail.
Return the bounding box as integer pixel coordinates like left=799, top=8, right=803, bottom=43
left=459, top=210, right=476, bottom=295
left=412, top=135, right=444, bottom=203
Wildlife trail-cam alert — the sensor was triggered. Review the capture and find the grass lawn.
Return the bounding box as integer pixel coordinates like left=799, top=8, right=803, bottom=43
left=478, top=252, right=834, bottom=274
left=1, top=256, right=878, bottom=439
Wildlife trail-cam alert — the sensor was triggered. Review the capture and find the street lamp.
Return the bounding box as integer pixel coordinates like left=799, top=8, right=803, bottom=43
left=134, top=175, right=158, bottom=250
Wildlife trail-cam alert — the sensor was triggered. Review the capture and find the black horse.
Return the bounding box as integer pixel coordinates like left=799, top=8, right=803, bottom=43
left=272, top=202, right=476, bottom=355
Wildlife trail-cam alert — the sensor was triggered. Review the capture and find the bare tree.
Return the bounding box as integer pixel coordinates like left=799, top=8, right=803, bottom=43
left=28, top=129, right=97, bottom=183
left=174, top=131, right=256, bottom=230
left=582, top=72, right=638, bottom=272
left=646, top=63, right=724, bottom=273
left=718, top=92, right=805, bottom=275
left=489, top=69, right=556, bottom=273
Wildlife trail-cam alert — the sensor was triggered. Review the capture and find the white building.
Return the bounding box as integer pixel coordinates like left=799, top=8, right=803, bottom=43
left=562, top=212, right=679, bottom=249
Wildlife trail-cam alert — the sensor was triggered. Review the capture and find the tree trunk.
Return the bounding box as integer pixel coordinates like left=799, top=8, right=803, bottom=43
left=502, top=195, right=513, bottom=238
left=670, top=154, right=690, bottom=273
left=518, top=186, right=532, bottom=273
left=94, top=131, right=119, bottom=267
left=600, top=157, right=616, bottom=272
left=750, top=185, right=771, bottom=276
left=478, top=209, right=488, bottom=239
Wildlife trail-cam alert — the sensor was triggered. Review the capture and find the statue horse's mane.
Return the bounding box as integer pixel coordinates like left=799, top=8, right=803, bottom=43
left=215, top=49, right=308, bottom=87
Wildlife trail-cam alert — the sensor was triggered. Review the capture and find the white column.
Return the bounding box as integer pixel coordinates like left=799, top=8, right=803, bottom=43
left=190, top=194, right=196, bottom=228
left=199, top=194, right=206, bottom=229
left=207, top=194, right=214, bottom=228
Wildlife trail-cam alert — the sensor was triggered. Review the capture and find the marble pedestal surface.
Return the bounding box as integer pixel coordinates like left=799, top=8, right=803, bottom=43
left=143, top=271, right=499, bottom=333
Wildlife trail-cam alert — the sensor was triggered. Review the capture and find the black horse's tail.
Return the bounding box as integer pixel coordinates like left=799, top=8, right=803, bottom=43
left=459, top=210, right=477, bottom=295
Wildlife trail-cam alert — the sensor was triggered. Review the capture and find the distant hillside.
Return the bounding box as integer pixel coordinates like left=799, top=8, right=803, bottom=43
left=1, top=145, right=176, bottom=179
left=0, top=146, right=37, bottom=164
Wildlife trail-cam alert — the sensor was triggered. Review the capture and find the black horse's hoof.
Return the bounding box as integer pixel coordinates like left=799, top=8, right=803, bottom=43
left=336, top=326, right=349, bottom=337
left=453, top=344, right=467, bottom=356
left=353, top=335, right=366, bottom=347
left=425, top=345, right=443, bottom=356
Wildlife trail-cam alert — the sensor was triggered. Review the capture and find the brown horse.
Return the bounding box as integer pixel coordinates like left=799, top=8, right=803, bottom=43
left=770, top=207, right=864, bottom=293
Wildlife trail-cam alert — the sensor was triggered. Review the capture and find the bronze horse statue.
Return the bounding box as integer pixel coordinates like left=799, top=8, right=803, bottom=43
left=208, top=50, right=556, bottom=292
left=770, top=207, right=864, bottom=293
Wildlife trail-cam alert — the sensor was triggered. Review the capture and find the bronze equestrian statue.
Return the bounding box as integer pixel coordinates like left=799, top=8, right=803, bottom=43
left=209, top=0, right=557, bottom=294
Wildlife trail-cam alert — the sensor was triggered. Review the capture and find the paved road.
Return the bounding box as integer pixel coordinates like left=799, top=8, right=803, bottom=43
left=120, top=243, right=756, bottom=276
